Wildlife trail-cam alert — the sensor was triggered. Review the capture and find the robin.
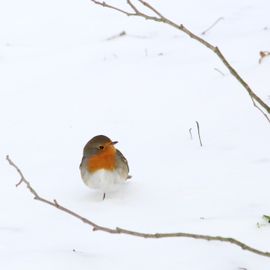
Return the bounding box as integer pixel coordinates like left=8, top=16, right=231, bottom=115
left=80, top=135, right=130, bottom=200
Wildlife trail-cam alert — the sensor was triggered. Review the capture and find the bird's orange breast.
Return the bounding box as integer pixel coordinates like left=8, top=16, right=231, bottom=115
left=87, top=146, right=116, bottom=172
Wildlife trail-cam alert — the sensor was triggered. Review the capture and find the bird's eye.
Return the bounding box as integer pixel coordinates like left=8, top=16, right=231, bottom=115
left=99, top=145, right=104, bottom=150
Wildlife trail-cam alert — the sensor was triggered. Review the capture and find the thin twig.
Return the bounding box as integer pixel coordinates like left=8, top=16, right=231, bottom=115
left=249, top=93, right=270, bottom=123
left=6, top=155, right=270, bottom=258
left=138, top=0, right=164, bottom=18
left=189, top=128, right=193, bottom=140
left=90, top=0, right=135, bottom=16
left=214, top=68, right=225, bottom=76
left=259, top=51, right=270, bottom=64
left=201, top=17, right=224, bottom=35
left=196, top=121, right=203, bottom=147
left=89, top=0, right=270, bottom=120
left=6, top=156, right=39, bottom=198
left=106, top=30, right=127, bottom=41
left=127, top=0, right=140, bottom=13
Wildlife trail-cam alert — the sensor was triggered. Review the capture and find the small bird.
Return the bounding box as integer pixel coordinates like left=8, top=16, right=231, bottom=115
left=80, top=135, right=130, bottom=200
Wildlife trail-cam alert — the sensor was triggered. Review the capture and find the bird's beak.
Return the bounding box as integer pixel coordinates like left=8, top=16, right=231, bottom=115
left=111, top=141, right=118, bottom=145
left=105, top=141, right=118, bottom=148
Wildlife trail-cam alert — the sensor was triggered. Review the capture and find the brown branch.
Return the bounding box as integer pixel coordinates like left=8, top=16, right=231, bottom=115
left=250, top=96, right=270, bottom=123
left=90, top=0, right=135, bottom=16
left=89, top=0, right=270, bottom=120
left=127, top=0, right=140, bottom=13
left=214, top=47, right=270, bottom=121
left=138, top=0, right=164, bottom=18
left=259, top=51, right=270, bottom=64
left=6, top=156, right=39, bottom=198
left=6, top=155, right=270, bottom=258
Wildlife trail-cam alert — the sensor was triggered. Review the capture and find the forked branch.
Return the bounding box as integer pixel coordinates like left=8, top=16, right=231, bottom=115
left=6, top=155, right=270, bottom=258
left=90, top=0, right=270, bottom=121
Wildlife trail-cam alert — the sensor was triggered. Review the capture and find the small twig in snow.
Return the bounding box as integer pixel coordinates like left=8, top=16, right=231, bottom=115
left=189, top=128, right=193, bottom=140
left=106, top=30, right=127, bottom=41
left=214, top=68, right=225, bottom=76
left=258, top=51, right=270, bottom=64
left=196, top=121, right=203, bottom=147
left=201, top=17, right=224, bottom=35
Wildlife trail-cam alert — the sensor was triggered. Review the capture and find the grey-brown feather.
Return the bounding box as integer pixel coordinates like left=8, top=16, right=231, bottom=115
left=116, top=149, right=131, bottom=180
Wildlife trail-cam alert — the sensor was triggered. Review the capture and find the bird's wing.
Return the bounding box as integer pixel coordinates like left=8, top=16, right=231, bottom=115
left=116, top=149, right=129, bottom=170
left=79, top=156, right=86, bottom=170
left=116, top=149, right=131, bottom=179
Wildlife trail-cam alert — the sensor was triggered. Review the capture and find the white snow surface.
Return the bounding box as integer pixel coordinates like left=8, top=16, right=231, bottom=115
left=1, top=0, right=270, bottom=269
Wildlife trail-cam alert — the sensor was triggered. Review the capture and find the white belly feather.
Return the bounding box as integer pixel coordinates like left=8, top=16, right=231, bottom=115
left=81, top=168, right=126, bottom=192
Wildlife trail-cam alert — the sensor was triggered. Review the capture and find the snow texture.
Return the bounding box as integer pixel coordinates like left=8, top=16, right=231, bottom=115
left=1, top=0, right=270, bottom=269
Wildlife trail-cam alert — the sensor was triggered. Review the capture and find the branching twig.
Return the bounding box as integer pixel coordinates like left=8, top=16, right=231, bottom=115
left=91, top=0, right=134, bottom=16
left=249, top=94, right=270, bottom=123
left=259, top=51, right=270, bottom=64
left=6, top=155, right=270, bottom=258
left=89, top=0, right=270, bottom=121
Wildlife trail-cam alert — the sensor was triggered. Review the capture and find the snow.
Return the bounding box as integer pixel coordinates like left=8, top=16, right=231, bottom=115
left=1, top=0, right=270, bottom=269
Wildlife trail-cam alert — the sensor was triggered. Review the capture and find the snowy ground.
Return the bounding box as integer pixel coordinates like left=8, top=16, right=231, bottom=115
left=1, top=0, right=270, bottom=269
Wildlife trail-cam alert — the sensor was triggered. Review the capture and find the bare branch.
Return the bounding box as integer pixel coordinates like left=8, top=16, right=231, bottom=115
left=89, top=0, right=270, bottom=120
left=249, top=95, right=270, bottom=123
left=138, top=0, right=164, bottom=18
left=6, top=155, right=38, bottom=198
left=90, top=0, right=162, bottom=22
left=214, top=47, right=270, bottom=121
left=90, top=0, right=135, bottom=16
left=127, top=0, right=140, bottom=14
left=6, top=155, right=270, bottom=258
